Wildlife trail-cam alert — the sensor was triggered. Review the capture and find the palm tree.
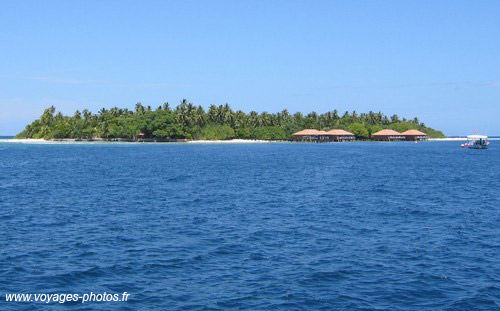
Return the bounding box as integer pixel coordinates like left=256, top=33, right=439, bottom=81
left=248, top=111, right=259, bottom=127
left=82, top=109, right=92, bottom=121
left=208, top=105, right=218, bottom=124
left=233, top=110, right=247, bottom=128
left=222, top=104, right=234, bottom=126
left=351, top=110, right=358, bottom=121
left=110, top=107, right=120, bottom=117
left=260, top=112, right=272, bottom=126
left=175, top=102, right=189, bottom=127
left=194, top=105, right=206, bottom=127
left=135, top=103, right=145, bottom=115
left=293, top=112, right=303, bottom=123
left=162, top=102, right=171, bottom=112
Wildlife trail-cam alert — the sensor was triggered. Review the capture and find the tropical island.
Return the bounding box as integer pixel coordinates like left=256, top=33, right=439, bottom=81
left=16, top=100, right=445, bottom=141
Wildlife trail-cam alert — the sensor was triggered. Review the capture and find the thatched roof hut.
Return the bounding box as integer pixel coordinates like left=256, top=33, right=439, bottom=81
left=401, top=129, right=427, bottom=136
left=292, top=129, right=322, bottom=136
left=325, top=129, right=355, bottom=141
left=372, top=129, right=401, bottom=136
left=292, top=129, right=331, bottom=141
left=326, top=129, right=354, bottom=136
left=401, top=129, right=428, bottom=141
left=372, top=129, right=405, bottom=141
left=292, top=129, right=356, bottom=142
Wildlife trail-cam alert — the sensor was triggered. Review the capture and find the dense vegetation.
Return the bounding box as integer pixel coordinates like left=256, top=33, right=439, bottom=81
left=16, top=100, right=445, bottom=140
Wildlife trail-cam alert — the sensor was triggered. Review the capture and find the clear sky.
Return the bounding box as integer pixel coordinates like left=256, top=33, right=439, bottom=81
left=1, top=0, right=499, bottom=136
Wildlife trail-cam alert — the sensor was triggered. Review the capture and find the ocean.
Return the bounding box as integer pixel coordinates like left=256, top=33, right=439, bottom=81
left=1, top=141, right=499, bottom=310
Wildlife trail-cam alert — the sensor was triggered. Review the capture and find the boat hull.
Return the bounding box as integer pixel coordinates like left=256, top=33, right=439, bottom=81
left=468, top=145, right=488, bottom=149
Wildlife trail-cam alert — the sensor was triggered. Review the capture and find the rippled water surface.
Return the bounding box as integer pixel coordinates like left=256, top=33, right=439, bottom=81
left=1, top=141, right=499, bottom=310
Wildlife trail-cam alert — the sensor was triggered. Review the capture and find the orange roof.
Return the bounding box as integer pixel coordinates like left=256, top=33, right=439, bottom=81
left=326, top=129, right=355, bottom=136
left=292, top=129, right=322, bottom=136
left=372, top=129, right=403, bottom=136
left=401, top=129, right=427, bottom=136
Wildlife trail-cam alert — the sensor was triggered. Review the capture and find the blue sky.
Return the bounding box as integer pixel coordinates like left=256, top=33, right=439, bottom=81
left=1, top=0, right=499, bottom=135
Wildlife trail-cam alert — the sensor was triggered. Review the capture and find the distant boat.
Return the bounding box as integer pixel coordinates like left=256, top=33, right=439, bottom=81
left=461, top=135, right=489, bottom=149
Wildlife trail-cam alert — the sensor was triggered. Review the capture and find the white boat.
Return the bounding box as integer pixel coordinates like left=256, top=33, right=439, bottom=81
left=461, top=135, right=489, bottom=149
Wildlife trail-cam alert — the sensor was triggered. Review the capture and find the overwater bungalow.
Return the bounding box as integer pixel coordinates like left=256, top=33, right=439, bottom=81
left=401, top=129, right=428, bottom=141
left=325, top=129, right=356, bottom=142
left=372, top=129, right=405, bottom=141
left=292, top=129, right=355, bottom=142
left=292, top=129, right=328, bottom=141
left=316, top=130, right=330, bottom=139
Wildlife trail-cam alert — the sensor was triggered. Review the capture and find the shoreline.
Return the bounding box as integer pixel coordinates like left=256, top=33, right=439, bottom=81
left=0, top=138, right=277, bottom=144
left=0, top=137, right=472, bottom=144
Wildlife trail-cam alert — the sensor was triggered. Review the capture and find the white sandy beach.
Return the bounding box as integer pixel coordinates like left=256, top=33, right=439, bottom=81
left=4, top=138, right=492, bottom=144
left=0, top=138, right=49, bottom=144
left=0, top=138, right=276, bottom=144
left=0, top=139, right=125, bottom=144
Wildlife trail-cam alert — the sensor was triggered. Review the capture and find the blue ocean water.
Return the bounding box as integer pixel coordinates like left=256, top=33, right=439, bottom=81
left=1, top=141, right=499, bottom=310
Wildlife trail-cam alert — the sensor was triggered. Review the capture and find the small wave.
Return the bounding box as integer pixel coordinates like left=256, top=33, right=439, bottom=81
left=210, top=243, right=247, bottom=256
left=48, top=267, right=106, bottom=286
left=166, top=175, right=192, bottom=182
left=303, top=270, right=352, bottom=284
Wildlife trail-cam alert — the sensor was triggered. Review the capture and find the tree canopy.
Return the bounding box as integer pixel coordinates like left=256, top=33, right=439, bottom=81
left=16, top=100, right=446, bottom=140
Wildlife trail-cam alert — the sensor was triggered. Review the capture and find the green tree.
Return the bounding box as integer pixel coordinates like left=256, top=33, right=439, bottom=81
left=348, top=123, right=369, bottom=138
left=15, top=103, right=446, bottom=140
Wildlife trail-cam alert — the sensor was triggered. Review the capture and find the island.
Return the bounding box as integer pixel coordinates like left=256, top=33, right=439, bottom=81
left=16, top=100, right=445, bottom=141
